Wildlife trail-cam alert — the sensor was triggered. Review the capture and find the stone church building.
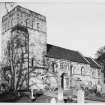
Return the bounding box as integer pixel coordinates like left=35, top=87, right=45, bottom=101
left=1, top=5, right=103, bottom=92
left=47, top=44, right=103, bottom=90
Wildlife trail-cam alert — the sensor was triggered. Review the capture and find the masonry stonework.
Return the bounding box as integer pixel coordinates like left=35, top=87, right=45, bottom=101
left=1, top=5, right=47, bottom=89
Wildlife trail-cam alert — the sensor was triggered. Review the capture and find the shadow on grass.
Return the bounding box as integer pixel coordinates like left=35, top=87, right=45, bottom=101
left=0, top=92, right=23, bottom=102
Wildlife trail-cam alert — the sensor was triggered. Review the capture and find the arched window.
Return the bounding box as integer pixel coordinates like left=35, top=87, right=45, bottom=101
left=52, top=61, right=55, bottom=72
left=60, top=62, right=64, bottom=69
left=51, top=61, right=57, bottom=72
left=70, top=64, right=73, bottom=76
left=81, top=66, right=85, bottom=75
left=37, top=22, right=40, bottom=31
left=72, top=66, right=76, bottom=74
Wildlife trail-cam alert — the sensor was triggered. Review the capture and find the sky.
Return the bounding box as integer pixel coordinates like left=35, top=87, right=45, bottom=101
left=0, top=0, right=105, bottom=60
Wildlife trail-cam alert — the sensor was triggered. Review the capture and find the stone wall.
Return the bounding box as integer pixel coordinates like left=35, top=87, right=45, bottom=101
left=47, top=57, right=103, bottom=89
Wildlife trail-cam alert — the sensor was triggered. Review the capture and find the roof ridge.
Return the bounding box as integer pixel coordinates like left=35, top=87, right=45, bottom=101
left=77, top=52, right=90, bottom=64
left=85, top=57, right=101, bottom=69
left=90, top=57, right=101, bottom=68
left=47, top=43, right=81, bottom=53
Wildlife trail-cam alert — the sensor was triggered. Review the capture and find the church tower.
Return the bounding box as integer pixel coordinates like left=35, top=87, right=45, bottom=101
left=1, top=5, right=47, bottom=90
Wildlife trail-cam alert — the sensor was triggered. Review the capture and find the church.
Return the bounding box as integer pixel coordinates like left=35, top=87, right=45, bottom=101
left=1, top=5, right=103, bottom=93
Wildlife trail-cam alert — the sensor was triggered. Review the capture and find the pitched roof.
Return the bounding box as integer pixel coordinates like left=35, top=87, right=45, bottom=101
left=85, top=57, right=101, bottom=69
left=47, top=44, right=89, bottom=64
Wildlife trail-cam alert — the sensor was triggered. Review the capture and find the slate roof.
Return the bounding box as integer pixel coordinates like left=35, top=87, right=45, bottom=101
left=47, top=44, right=89, bottom=64
left=85, top=57, right=101, bottom=69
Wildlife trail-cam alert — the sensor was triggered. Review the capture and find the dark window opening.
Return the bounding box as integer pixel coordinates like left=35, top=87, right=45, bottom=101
left=81, top=66, right=85, bottom=75
left=37, top=23, right=40, bottom=31
left=52, top=62, right=55, bottom=72
left=104, top=73, right=105, bottom=84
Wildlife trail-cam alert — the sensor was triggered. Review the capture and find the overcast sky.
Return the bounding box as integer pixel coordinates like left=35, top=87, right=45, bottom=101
left=0, top=0, right=105, bottom=60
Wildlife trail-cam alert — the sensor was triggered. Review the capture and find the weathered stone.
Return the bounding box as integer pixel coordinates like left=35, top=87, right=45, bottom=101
left=1, top=5, right=47, bottom=90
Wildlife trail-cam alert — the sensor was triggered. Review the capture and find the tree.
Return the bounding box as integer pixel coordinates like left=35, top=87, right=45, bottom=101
left=96, top=46, right=105, bottom=70
left=96, top=46, right=105, bottom=82
left=1, top=27, right=48, bottom=91
left=0, top=28, right=29, bottom=91
left=4, top=2, right=16, bottom=13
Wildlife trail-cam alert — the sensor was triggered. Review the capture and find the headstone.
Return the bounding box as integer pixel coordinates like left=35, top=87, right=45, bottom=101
left=50, top=98, right=56, bottom=103
left=77, top=88, right=84, bottom=103
left=97, top=84, right=102, bottom=93
left=57, top=74, right=64, bottom=103
left=31, top=89, right=35, bottom=100
left=58, top=88, right=63, bottom=102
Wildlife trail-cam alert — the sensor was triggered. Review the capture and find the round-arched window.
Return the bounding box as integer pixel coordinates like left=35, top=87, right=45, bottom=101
left=81, top=66, right=85, bottom=75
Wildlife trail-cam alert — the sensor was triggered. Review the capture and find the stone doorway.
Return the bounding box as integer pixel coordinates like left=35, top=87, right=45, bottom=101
left=61, top=73, right=69, bottom=90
